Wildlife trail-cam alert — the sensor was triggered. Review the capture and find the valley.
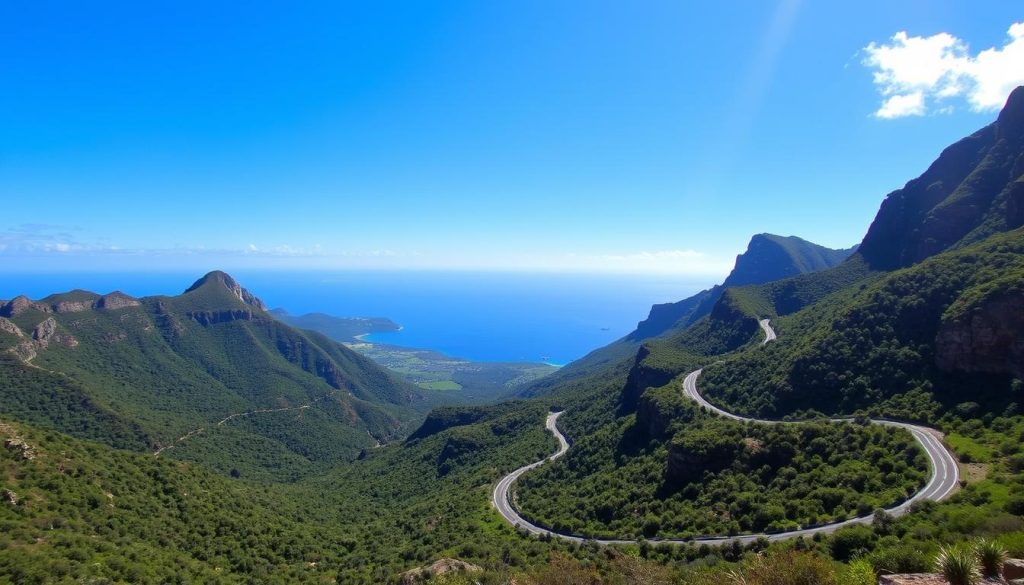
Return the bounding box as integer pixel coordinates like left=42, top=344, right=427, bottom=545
left=2, top=12, right=1024, bottom=580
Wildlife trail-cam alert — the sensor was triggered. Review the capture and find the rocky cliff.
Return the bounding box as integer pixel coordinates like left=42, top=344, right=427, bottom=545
left=859, top=86, right=1024, bottom=270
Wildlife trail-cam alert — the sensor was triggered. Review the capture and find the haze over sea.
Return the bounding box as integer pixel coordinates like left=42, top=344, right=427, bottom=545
left=1, top=271, right=706, bottom=365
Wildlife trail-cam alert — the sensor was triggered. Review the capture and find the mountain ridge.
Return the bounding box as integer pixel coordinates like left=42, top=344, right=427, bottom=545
left=0, top=270, right=429, bottom=480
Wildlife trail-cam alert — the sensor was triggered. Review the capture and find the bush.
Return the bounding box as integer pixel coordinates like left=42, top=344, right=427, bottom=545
left=868, top=543, right=931, bottom=573
left=837, top=560, right=875, bottom=585
left=830, top=525, right=876, bottom=562
left=1007, top=495, right=1024, bottom=516
left=935, top=545, right=980, bottom=585
left=729, top=550, right=836, bottom=585
left=974, top=538, right=1007, bottom=578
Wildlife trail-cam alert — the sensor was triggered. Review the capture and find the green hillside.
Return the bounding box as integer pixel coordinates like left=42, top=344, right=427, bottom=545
left=501, top=86, right=1024, bottom=566
left=0, top=271, right=428, bottom=480
left=522, top=233, right=854, bottom=398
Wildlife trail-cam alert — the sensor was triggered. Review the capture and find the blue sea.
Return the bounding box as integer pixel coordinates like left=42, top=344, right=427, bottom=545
left=1, top=271, right=708, bottom=365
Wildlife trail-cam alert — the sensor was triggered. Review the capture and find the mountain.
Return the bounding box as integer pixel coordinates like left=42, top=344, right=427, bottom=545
left=859, top=85, right=1024, bottom=270
left=522, top=233, right=855, bottom=396
left=1, top=91, right=1022, bottom=585
left=639, top=87, right=1024, bottom=421
left=633, top=233, right=856, bottom=340
left=0, top=270, right=427, bottom=480
left=500, top=87, right=1024, bottom=551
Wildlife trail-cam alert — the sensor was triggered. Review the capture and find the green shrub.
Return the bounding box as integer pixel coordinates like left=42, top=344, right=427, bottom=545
left=729, top=550, right=836, bottom=585
left=974, top=538, right=1008, bottom=577
left=935, top=545, right=980, bottom=585
left=837, top=560, right=875, bottom=585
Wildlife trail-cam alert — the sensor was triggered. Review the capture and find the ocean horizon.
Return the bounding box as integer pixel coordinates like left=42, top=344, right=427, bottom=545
left=1, top=270, right=710, bottom=364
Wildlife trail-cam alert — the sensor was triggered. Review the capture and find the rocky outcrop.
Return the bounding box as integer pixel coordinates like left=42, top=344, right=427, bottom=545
left=936, top=289, right=1024, bottom=378
left=2, top=423, right=36, bottom=461
left=186, top=309, right=260, bottom=326
left=32, top=317, right=59, bottom=345
left=636, top=391, right=673, bottom=439
left=859, top=85, right=1024, bottom=270
left=96, top=292, right=142, bottom=310
left=0, top=296, right=42, bottom=317
left=619, top=345, right=678, bottom=414
left=1, top=291, right=141, bottom=318
left=877, top=576, right=946, bottom=585
left=399, top=558, right=482, bottom=585
left=5, top=317, right=78, bottom=361
left=0, top=317, right=24, bottom=338
left=1006, top=558, right=1024, bottom=580
left=184, top=271, right=268, bottom=311
left=52, top=300, right=93, bottom=313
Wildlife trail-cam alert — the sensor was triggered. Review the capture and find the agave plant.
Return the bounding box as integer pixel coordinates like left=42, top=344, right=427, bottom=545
left=974, top=538, right=1008, bottom=577
left=935, top=544, right=980, bottom=585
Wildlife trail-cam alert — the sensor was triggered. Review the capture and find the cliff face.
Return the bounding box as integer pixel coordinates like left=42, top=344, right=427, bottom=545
left=183, top=271, right=268, bottom=311
left=936, top=287, right=1024, bottom=378
left=722, top=234, right=856, bottom=288
left=859, top=86, right=1024, bottom=270
left=0, top=292, right=142, bottom=317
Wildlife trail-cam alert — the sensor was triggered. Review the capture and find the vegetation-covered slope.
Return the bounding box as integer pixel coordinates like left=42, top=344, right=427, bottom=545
left=0, top=271, right=428, bottom=479
left=701, top=228, right=1024, bottom=421
left=523, top=233, right=854, bottom=399
left=507, top=87, right=1024, bottom=552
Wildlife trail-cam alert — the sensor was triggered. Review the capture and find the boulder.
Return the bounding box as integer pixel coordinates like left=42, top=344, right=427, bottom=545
left=1006, top=558, right=1024, bottom=581
left=400, top=558, right=483, bottom=585
left=877, top=575, right=946, bottom=585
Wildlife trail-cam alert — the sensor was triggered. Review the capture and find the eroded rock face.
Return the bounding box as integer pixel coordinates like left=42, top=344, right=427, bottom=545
left=0, top=296, right=43, bottom=317
left=936, top=290, right=1024, bottom=378
left=0, top=317, right=24, bottom=338
left=187, top=309, right=260, bottom=326
left=1005, top=558, right=1024, bottom=580
left=32, top=318, right=59, bottom=344
left=52, top=301, right=93, bottom=313
left=96, top=292, right=142, bottom=310
left=7, top=317, right=80, bottom=358
left=399, top=558, right=482, bottom=585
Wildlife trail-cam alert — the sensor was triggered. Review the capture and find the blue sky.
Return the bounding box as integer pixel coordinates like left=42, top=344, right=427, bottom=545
left=2, top=1, right=1022, bottom=276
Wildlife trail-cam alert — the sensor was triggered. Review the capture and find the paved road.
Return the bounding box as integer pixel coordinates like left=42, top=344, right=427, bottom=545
left=492, top=319, right=960, bottom=545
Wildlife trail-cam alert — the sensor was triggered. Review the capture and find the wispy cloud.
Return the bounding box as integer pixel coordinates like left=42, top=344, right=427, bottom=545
left=862, top=22, right=1024, bottom=118
left=0, top=223, right=90, bottom=253
left=0, top=225, right=729, bottom=275
left=557, top=249, right=731, bottom=275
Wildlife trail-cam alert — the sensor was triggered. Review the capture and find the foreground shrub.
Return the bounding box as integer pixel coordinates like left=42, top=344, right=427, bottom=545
left=727, top=550, right=836, bottom=585
left=974, top=538, right=1008, bottom=577
left=935, top=544, right=980, bottom=585
left=837, top=560, right=875, bottom=585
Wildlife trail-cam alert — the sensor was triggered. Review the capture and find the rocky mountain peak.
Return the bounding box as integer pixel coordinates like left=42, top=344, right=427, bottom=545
left=184, top=271, right=267, bottom=311
left=996, top=85, right=1024, bottom=141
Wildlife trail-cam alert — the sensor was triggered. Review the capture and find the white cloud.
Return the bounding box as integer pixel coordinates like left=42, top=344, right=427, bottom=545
left=862, top=22, right=1024, bottom=118
left=875, top=91, right=926, bottom=119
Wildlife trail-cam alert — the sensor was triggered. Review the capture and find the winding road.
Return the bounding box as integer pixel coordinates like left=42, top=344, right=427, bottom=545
left=153, top=393, right=336, bottom=456
left=492, top=319, right=960, bottom=545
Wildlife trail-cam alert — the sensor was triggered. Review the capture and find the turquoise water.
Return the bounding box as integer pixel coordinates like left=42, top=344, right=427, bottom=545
left=2, top=271, right=707, bottom=364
